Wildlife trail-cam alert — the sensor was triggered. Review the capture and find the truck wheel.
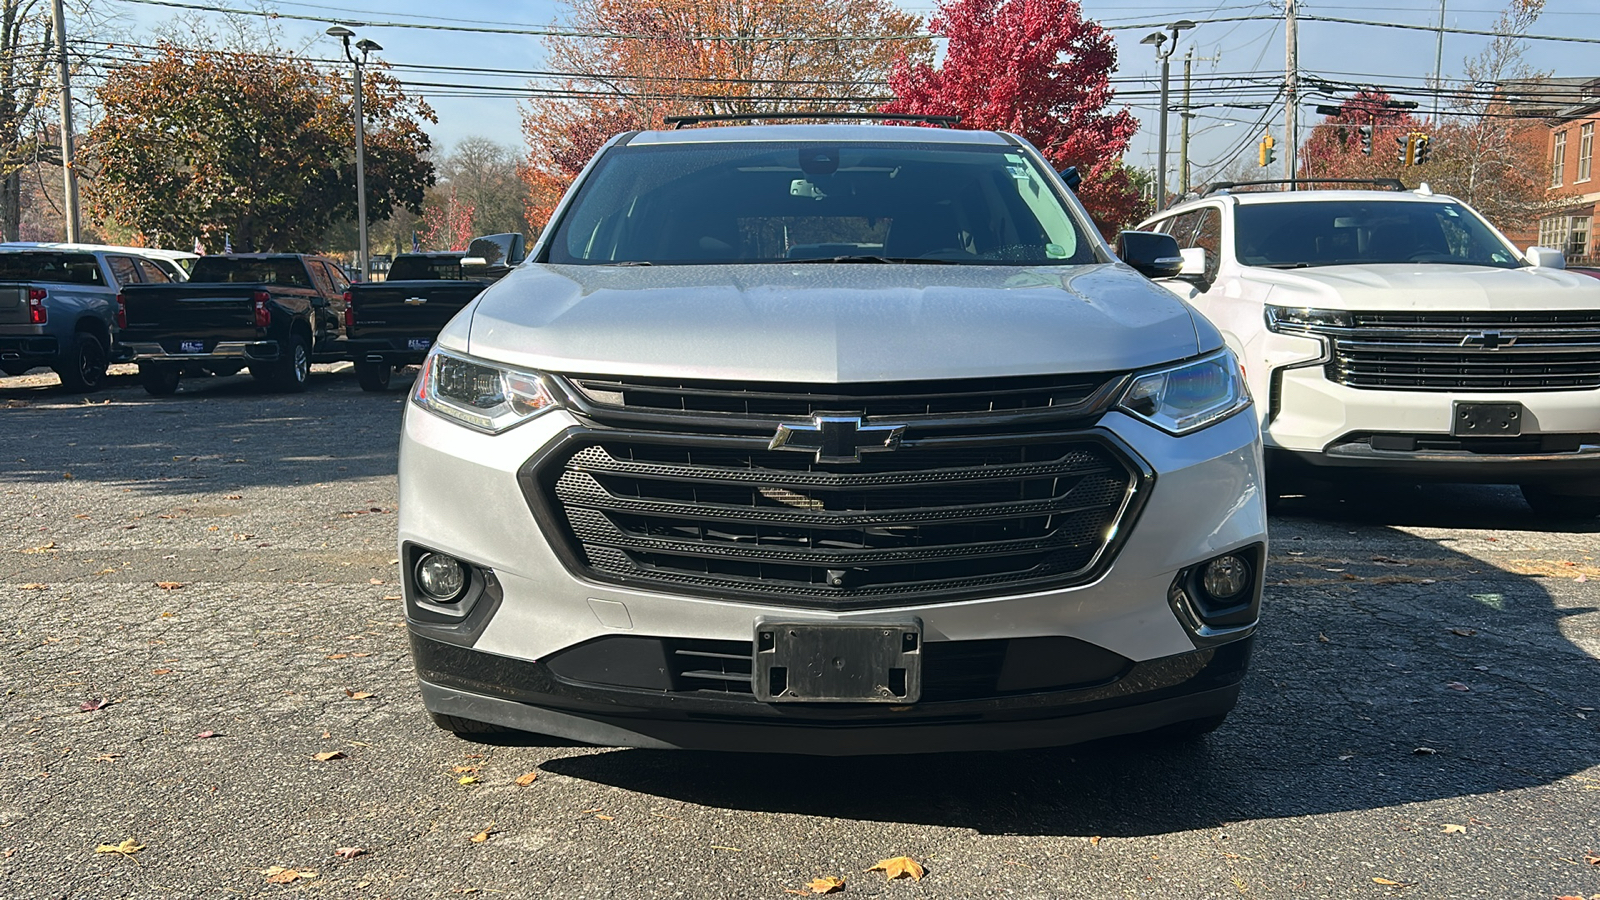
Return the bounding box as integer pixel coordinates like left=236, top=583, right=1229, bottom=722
left=355, top=360, right=392, bottom=392
left=263, top=334, right=311, bottom=393
left=1520, top=484, right=1600, bottom=520
left=56, top=332, right=108, bottom=392
left=139, top=364, right=180, bottom=396
left=429, top=712, right=511, bottom=737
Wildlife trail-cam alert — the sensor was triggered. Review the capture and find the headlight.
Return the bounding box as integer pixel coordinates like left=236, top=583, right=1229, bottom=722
left=411, top=348, right=559, bottom=433
left=1264, top=305, right=1352, bottom=332
left=1118, top=350, right=1251, bottom=435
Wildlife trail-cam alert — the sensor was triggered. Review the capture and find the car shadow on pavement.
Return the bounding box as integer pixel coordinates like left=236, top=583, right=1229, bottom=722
left=541, top=485, right=1600, bottom=837
left=0, top=368, right=408, bottom=492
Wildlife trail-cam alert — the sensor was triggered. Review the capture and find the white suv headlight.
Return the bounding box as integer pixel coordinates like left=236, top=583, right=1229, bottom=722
left=412, top=348, right=559, bottom=433
left=1264, top=305, right=1352, bottom=332
left=1118, top=350, right=1251, bottom=435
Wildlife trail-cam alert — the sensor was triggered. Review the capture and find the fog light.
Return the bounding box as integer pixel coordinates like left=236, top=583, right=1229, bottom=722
left=416, top=553, right=467, bottom=602
left=1201, top=555, right=1251, bottom=601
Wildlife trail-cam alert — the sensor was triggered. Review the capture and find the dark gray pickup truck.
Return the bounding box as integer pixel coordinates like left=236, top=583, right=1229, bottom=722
left=344, top=234, right=524, bottom=391
left=117, top=254, right=351, bottom=395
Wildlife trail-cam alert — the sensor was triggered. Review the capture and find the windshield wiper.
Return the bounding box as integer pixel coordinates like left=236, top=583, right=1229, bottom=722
left=787, top=255, right=955, bottom=265
left=603, top=260, right=653, bottom=266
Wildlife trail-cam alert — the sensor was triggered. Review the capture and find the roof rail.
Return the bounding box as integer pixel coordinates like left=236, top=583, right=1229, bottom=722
left=1201, top=178, right=1406, bottom=196
left=663, top=111, right=962, bottom=129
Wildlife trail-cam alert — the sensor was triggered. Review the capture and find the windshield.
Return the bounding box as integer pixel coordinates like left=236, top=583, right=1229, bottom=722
left=189, top=257, right=311, bottom=286
left=1234, top=199, right=1522, bottom=269
left=0, top=252, right=104, bottom=285
left=546, top=141, right=1098, bottom=266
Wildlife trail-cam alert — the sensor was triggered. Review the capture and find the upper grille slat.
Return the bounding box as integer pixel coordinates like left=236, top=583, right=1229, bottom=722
left=526, top=374, right=1142, bottom=610
left=1287, top=310, right=1600, bottom=392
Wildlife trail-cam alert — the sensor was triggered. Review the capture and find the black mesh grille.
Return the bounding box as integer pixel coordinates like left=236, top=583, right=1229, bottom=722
left=1301, top=311, right=1600, bottom=392
left=566, top=372, right=1113, bottom=421
left=530, top=432, right=1140, bottom=609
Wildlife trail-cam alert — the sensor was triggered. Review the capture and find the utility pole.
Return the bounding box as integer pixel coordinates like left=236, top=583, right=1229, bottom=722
left=1285, top=0, right=1299, bottom=186
left=1180, top=50, right=1193, bottom=196
left=50, top=0, right=79, bottom=242
left=1432, top=0, right=1447, bottom=123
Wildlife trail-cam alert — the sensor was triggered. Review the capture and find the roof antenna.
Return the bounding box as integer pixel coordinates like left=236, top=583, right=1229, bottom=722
left=1416, top=182, right=1433, bottom=196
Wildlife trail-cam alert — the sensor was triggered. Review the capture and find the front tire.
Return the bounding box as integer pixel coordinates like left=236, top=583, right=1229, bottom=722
left=355, top=360, right=392, bottom=392
left=138, top=364, right=180, bottom=396
left=56, top=332, right=108, bottom=392
left=1521, top=484, right=1600, bottom=520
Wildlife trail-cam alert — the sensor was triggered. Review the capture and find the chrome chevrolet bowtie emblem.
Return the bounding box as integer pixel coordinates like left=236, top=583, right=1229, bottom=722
left=1462, top=330, right=1515, bottom=350
left=403, top=296, right=429, bottom=305
left=769, top=415, right=906, bottom=463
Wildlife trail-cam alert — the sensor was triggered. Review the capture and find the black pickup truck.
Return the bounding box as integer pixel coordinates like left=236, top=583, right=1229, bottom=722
left=344, top=233, right=524, bottom=391
left=116, top=254, right=351, bottom=395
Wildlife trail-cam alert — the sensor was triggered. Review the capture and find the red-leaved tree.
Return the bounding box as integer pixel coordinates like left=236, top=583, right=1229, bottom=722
left=1298, top=90, right=1424, bottom=182
left=422, top=186, right=477, bottom=250
left=881, top=0, right=1145, bottom=234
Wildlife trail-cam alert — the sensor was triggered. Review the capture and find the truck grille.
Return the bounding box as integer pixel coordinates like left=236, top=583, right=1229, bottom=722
left=524, top=374, right=1142, bottom=609
left=1312, top=311, right=1600, bottom=392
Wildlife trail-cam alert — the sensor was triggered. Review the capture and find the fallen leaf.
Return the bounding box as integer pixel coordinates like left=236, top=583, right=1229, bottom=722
left=451, top=765, right=480, bottom=774
left=79, top=698, right=112, bottom=712
left=514, top=771, right=538, bottom=786
left=226, top=494, right=242, bottom=500
left=154, top=582, right=185, bottom=591
left=326, top=654, right=348, bottom=660
left=1436, top=823, right=1466, bottom=834
left=312, top=751, right=346, bottom=762
left=868, top=856, right=925, bottom=881
left=458, top=775, right=480, bottom=785
left=807, top=876, right=846, bottom=894
left=1445, top=682, right=1471, bottom=692
left=1089, top=835, right=1102, bottom=847
left=94, top=838, right=145, bottom=857
left=262, top=866, right=317, bottom=883
left=1585, top=853, right=1600, bottom=865
left=368, top=578, right=384, bottom=585
left=333, top=847, right=367, bottom=860
left=343, top=689, right=374, bottom=700
left=1449, top=628, right=1477, bottom=637
left=469, top=826, right=495, bottom=843
left=595, top=814, right=614, bottom=821
left=20, top=583, right=47, bottom=591
left=195, top=730, right=219, bottom=739
left=22, top=541, right=56, bottom=553
left=152, top=668, right=173, bottom=676
left=1413, top=747, right=1437, bottom=756
left=1373, top=877, right=1402, bottom=885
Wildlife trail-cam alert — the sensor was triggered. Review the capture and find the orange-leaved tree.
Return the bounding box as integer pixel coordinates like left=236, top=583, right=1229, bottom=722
left=880, top=0, right=1145, bottom=235
left=520, top=0, right=932, bottom=228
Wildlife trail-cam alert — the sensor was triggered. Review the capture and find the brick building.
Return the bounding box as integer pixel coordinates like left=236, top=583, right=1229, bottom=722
left=1504, top=77, right=1600, bottom=262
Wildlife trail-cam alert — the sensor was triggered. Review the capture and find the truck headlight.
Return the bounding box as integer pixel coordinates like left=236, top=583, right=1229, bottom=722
left=1118, top=350, right=1251, bottom=435
left=1264, top=305, right=1351, bottom=332
left=412, top=348, right=559, bottom=433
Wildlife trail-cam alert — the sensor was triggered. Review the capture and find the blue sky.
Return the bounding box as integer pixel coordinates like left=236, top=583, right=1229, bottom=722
left=102, top=0, right=1599, bottom=182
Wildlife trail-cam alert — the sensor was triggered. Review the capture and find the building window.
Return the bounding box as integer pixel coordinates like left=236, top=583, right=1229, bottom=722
left=1569, top=216, right=1593, bottom=260
left=1553, top=131, right=1567, bottom=187
left=1581, top=123, right=1594, bottom=183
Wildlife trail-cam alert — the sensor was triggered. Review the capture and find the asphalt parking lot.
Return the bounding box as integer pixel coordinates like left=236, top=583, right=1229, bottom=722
left=2, top=365, right=1598, bottom=899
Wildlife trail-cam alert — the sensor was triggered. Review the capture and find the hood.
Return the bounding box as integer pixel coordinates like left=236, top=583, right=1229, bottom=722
left=457, top=262, right=1208, bottom=383
left=1245, top=263, right=1600, bottom=311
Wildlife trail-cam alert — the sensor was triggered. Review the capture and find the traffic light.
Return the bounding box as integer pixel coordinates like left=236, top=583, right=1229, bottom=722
left=1412, top=134, right=1431, bottom=164
left=1259, top=134, right=1276, bottom=168
left=1358, top=125, right=1373, bottom=156
left=1397, top=134, right=1415, bottom=166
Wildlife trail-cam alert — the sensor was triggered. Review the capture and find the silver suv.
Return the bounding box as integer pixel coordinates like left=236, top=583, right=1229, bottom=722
left=398, top=122, right=1267, bottom=754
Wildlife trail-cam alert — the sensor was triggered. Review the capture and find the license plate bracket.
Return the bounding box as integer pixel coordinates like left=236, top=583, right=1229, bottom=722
left=179, top=340, right=205, bottom=354
left=1452, top=401, right=1523, bottom=438
left=753, top=620, right=922, bottom=703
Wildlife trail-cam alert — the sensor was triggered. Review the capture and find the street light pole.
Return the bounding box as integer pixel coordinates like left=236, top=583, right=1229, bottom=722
left=327, top=27, right=381, bottom=282
left=1142, top=20, right=1195, bottom=212
left=50, top=0, right=79, bottom=242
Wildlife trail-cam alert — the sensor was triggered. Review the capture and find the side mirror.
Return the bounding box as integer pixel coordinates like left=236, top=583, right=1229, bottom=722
left=459, top=257, right=489, bottom=268
left=1179, top=247, right=1207, bottom=277
left=1524, top=246, right=1566, bottom=269
left=1058, top=166, right=1082, bottom=192
left=1114, top=230, right=1184, bottom=279
left=310, top=295, right=330, bottom=308
left=464, top=233, right=528, bottom=268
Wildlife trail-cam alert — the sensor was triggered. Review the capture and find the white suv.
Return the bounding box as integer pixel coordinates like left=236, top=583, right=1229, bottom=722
left=1139, top=183, right=1600, bottom=519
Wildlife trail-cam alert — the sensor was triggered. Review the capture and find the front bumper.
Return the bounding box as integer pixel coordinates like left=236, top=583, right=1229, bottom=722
left=414, top=634, right=1250, bottom=754
left=1266, top=365, right=1600, bottom=480
left=399, top=402, right=1267, bottom=752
